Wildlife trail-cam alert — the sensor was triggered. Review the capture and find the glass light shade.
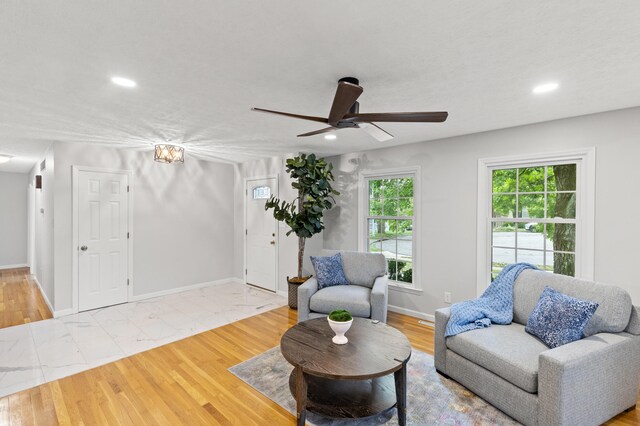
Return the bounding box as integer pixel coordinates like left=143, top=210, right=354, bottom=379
left=154, top=144, right=184, bottom=164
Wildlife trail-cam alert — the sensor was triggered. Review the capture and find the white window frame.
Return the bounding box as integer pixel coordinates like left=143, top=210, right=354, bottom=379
left=358, top=166, right=422, bottom=294
left=476, top=148, right=595, bottom=296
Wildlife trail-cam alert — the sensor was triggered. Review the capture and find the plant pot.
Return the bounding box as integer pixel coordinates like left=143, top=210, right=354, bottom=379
left=327, top=318, right=353, bottom=344
left=287, top=276, right=311, bottom=309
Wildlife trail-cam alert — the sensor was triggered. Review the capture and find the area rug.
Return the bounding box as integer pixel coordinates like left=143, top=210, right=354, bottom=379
left=229, top=347, right=520, bottom=425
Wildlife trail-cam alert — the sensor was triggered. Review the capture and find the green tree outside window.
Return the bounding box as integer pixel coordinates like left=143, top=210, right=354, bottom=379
left=368, top=177, right=414, bottom=284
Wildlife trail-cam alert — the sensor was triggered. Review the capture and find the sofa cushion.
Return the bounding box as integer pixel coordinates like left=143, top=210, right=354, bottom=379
left=525, top=286, right=599, bottom=348
left=512, top=269, right=632, bottom=336
left=339, top=251, right=387, bottom=288
left=310, top=285, right=371, bottom=318
left=310, top=253, right=349, bottom=289
left=446, top=323, right=548, bottom=393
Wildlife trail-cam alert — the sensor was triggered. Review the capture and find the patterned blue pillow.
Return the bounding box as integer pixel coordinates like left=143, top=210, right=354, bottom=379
left=525, top=286, right=599, bottom=348
left=310, top=253, right=349, bottom=289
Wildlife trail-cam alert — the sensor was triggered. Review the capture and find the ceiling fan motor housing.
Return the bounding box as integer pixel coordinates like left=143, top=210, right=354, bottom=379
left=338, top=76, right=359, bottom=85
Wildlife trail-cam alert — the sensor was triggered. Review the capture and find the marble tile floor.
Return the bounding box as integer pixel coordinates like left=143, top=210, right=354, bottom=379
left=0, top=281, right=286, bottom=398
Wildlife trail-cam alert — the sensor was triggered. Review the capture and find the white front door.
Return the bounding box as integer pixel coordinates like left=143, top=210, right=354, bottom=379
left=78, top=170, right=129, bottom=311
left=245, top=178, right=277, bottom=292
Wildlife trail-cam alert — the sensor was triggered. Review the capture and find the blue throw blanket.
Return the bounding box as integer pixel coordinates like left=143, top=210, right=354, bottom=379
left=445, top=263, right=537, bottom=337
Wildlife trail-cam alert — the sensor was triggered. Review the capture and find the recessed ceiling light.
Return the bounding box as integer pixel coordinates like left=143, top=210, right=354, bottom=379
left=324, top=134, right=337, bottom=140
left=532, top=82, right=559, bottom=94
left=0, top=155, right=12, bottom=164
left=111, top=76, right=137, bottom=88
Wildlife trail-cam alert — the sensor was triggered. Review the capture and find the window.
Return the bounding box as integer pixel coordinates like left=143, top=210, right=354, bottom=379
left=477, top=149, right=595, bottom=294
left=491, top=164, right=576, bottom=278
left=360, top=167, right=420, bottom=291
left=252, top=185, right=271, bottom=200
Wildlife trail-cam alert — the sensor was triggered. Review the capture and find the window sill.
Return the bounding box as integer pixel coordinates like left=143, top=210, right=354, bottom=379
left=388, top=282, right=423, bottom=295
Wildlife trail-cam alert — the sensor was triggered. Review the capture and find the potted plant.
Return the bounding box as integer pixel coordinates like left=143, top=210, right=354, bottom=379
left=327, top=309, right=353, bottom=344
left=265, top=153, right=339, bottom=309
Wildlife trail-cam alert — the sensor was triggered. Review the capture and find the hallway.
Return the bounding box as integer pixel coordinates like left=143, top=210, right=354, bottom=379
left=0, top=267, right=51, bottom=329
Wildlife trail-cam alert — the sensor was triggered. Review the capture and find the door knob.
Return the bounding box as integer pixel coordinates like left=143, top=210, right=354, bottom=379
left=80, top=245, right=88, bottom=251
left=270, top=240, right=275, bottom=245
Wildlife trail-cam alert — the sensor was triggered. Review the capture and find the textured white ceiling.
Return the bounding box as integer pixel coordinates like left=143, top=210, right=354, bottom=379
left=1, top=1, right=640, bottom=172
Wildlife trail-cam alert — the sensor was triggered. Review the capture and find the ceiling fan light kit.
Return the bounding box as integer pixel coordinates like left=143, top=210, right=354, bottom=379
left=252, top=76, right=448, bottom=142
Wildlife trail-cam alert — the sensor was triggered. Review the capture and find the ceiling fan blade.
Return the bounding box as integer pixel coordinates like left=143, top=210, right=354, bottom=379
left=328, top=82, right=364, bottom=126
left=360, top=123, right=394, bottom=142
left=297, top=127, right=337, bottom=137
left=252, top=108, right=328, bottom=124
left=344, top=111, right=448, bottom=123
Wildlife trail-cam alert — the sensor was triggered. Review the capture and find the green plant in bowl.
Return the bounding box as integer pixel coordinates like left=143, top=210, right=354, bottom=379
left=328, top=309, right=353, bottom=322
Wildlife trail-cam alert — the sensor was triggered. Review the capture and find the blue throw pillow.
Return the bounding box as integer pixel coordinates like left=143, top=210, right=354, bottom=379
left=525, top=286, right=599, bottom=348
left=310, top=253, right=349, bottom=289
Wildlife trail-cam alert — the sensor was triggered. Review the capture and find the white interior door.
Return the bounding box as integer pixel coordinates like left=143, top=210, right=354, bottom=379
left=245, top=177, right=277, bottom=292
left=78, top=170, right=129, bottom=311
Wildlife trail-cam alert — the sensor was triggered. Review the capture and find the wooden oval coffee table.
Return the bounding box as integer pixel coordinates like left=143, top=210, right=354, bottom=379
left=280, top=317, right=412, bottom=426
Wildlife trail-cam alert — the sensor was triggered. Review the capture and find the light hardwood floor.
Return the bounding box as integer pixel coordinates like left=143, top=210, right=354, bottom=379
left=0, top=267, right=52, bottom=329
left=1, top=305, right=637, bottom=425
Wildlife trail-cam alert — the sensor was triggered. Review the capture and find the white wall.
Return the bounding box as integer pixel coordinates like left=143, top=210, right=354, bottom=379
left=0, top=171, right=29, bottom=268
left=324, top=107, right=640, bottom=317
left=51, top=142, right=236, bottom=311
left=234, top=156, right=323, bottom=294
left=29, top=146, right=55, bottom=306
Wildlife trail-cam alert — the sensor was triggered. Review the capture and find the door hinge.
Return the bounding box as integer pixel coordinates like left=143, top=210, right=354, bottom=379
left=127, top=279, right=130, bottom=286
left=127, top=232, right=130, bottom=239
left=245, top=229, right=247, bottom=235
left=127, top=185, right=130, bottom=192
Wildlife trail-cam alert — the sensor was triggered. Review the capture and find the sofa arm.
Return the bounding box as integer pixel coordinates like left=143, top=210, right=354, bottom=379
left=297, top=277, right=319, bottom=322
left=434, top=307, right=451, bottom=374
left=625, top=305, right=640, bottom=335
left=538, top=332, right=640, bottom=426
left=371, top=275, right=389, bottom=323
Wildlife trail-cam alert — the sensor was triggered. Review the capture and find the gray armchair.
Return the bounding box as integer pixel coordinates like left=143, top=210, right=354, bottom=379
left=298, top=250, right=388, bottom=323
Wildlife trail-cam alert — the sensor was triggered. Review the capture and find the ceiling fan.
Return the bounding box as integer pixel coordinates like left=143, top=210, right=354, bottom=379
left=252, top=77, right=448, bottom=142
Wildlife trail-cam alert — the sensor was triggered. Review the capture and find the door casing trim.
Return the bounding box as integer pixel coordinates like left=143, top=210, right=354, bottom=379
left=71, top=165, right=134, bottom=313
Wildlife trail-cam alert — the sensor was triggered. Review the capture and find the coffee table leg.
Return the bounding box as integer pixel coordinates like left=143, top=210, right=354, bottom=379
left=295, top=366, right=307, bottom=426
left=394, top=364, right=407, bottom=426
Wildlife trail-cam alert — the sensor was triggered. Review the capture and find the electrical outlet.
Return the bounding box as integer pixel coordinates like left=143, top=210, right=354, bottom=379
left=444, top=292, right=452, bottom=304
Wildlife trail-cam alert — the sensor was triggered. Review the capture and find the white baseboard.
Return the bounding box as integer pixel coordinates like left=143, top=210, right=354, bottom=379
left=0, top=263, right=28, bottom=270
left=388, top=304, right=435, bottom=324
left=31, top=274, right=54, bottom=314
left=53, top=308, right=74, bottom=318
left=276, top=290, right=287, bottom=298
left=32, top=274, right=74, bottom=318
left=129, top=277, right=240, bottom=302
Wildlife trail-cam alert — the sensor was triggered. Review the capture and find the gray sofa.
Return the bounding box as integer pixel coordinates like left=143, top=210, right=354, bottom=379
left=435, top=269, right=640, bottom=426
left=298, top=250, right=389, bottom=323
